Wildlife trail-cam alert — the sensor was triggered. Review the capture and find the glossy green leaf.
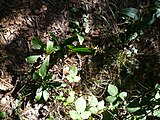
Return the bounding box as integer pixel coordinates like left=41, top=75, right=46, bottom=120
left=39, top=55, right=50, bottom=78
left=127, top=107, right=140, bottom=113
left=80, top=111, right=91, bottom=119
left=63, top=36, right=77, bottom=46
left=69, top=110, right=81, bottom=120
left=119, top=92, right=127, bottom=101
left=88, top=95, right=98, bottom=107
left=35, top=87, right=43, bottom=101
left=46, top=40, right=54, bottom=55
left=26, top=55, right=40, bottom=64
left=67, top=45, right=93, bottom=53
left=31, top=37, right=44, bottom=49
left=75, top=97, right=86, bottom=113
left=77, top=33, right=84, bottom=45
left=105, top=96, right=117, bottom=103
left=108, top=84, right=118, bottom=96
left=43, top=90, right=49, bottom=101
left=120, top=7, right=140, bottom=21
left=39, top=64, right=47, bottom=79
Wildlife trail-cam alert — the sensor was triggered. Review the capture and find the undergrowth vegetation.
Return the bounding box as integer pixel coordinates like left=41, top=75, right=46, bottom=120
left=1, top=0, right=160, bottom=120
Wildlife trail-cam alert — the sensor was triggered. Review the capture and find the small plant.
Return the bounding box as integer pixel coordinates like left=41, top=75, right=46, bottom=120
left=105, top=84, right=127, bottom=110
left=69, top=95, right=105, bottom=120
left=26, top=35, right=60, bottom=101
left=26, top=30, right=94, bottom=102
left=66, top=64, right=81, bottom=83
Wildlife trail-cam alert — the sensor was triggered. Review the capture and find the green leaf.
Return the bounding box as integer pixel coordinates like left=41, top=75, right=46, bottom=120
left=39, top=63, right=47, bottom=79
left=155, top=92, right=160, bottom=99
left=43, top=90, right=49, bottom=101
left=89, top=107, right=98, bottom=114
left=120, top=7, right=140, bottom=21
left=105, top=96, right=117, bottom=103
left=69, top=64, right=78, bottom=76
left=0, top=111, right=6, bottom=119
left=46, top=40, right=54, bottom=55
left=35, top=87, right=43, bottom=101
left=66, top=96, right=75, bottom=104
left=33, top=71, right=40, bottom=80
left=119, top=92, right=127, bottom=101
left=39, top=55, right=50, bottom=78
left=26, top=55, right=40, bottom=64
left=31, top=37, right=44, bottom=49
left=63, top=36, right=77, bottom=46
left=108, top=84, right=118, bottom=96
left=80, top=111, right=91, bottom=119
left=155, top=84, right=160, bottom=91
left=48, top=32, right=59, bottom=43
left=77, top=33, right=84, bottom=45
left=67, top=45, right=93, bottom=53
left=127, top=107, right=140, bottom=113
left=88, top=95, right=98, bottom=107
left=75, top=97, right=86, bottom=113
left=69, top=110, right=81, bottom=120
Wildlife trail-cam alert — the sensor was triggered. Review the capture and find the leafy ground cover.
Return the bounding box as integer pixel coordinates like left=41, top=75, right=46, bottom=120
left=0, top=0, right=160, bottom=119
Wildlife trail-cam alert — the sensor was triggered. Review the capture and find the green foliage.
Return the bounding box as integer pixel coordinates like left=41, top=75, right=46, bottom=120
left=35, top=87, right=49, bottom=101
left=26, top=35, right=58, bottom=101
left=67, top=45, right=94, bottom=54
left=26, top=55, right=40, bottom=64
left=0, top=111, right=6, bottom=119
left=39, top=55, right=50, bottom=79
left=26, top=31, right=93, bottom=103
left=69, top=95, right=105, bottom=120
left=104, top=83, right=160, bottom=119
left=46, top=40, right=54, bottom=55
left=120, top=7, right=140, bottom=21
left=31, top=37, right=44, bottom=50
left=119, top=4, right=160, bottom=43
left=23, top=2, right=160, bottom=119
left=66, top=64, right=81, bottom=83
left=66, top=91, right=75, bottom=104
left=108, top=84, right=118, bottom=96
left=76, top=33, right=84, bottom=45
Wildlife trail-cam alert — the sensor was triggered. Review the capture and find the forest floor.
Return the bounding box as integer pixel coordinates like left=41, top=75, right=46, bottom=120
left=0, top=0, right=160, bottom=120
